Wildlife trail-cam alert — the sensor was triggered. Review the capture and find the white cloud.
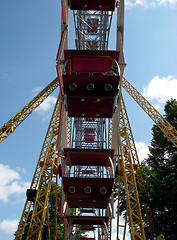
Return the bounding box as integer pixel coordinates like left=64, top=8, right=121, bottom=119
left=0, top=218, right=18, bottom=234
left=0, top=164, right=30, bottom=202
left=135, top=0, right=148, bottom=7
left=135, top=141, right=149, bottom=162
left=0, top=164, right=20, bottom=185
left=125, top=0, right=177, bottom=8
left=16, top=166, right=26, bottom=174
left=32, top=87, right=57, bottom=119
left=36, top=96, right=57, bottom=113
left=142, top=75, right=177, bottom=103
left=125, top=0, right=148, bottom=8
left=157, top=0, right=177, bottom=5
left=125, top=0, right=133, bottom=7
left=32, top=87, right=43, bottom=95
left=153, top=104, right=161, bottom=111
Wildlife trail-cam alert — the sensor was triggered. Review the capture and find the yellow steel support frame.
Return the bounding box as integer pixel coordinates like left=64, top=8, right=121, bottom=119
left=118, top=99, right=146, bottom=240
left=120, top=95, right=156, bottom=239
left=15, top=94, right=62, bottom=240
left=122, top=77, right=177, bottom=147
left=26, top=95, right=63, bottom=239
left=0, top=78, right=58, bottom=144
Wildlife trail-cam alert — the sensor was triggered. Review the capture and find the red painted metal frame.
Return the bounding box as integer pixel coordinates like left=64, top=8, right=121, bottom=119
left=67, top=96, right=116, bottom=118
left=56, top=31, right=64, bottom=62
left=64, top=148, right=114, bottom=166
left=61, top=0, right=64, bottom=23
left=63, top=177, right=114, bottom=208
left=66, top=215, right=109, bottom=225
left=56, top=65, right=63, bottom=95
left=68, top=0, right=116, bottom=11
left=55, top=0, right=67, bottom=95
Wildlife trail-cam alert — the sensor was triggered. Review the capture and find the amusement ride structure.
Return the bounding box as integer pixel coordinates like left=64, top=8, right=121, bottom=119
left=1, top=0, right=177, bottom=239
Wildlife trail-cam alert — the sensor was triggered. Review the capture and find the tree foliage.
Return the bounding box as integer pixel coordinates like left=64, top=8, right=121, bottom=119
left=114, top=99, right=177, bottom=239
left=142, top=99, right=177, bottom=239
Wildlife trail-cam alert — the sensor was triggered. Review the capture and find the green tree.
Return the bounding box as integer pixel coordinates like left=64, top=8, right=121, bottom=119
left=114, top=99, right=177, bottom=239
left=143, top=99, right=177, bottom=239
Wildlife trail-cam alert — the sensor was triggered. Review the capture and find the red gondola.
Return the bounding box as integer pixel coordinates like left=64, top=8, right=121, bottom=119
left=62, top=148, right=115, bottom=209
left=62, top=50, right=120, bottom=118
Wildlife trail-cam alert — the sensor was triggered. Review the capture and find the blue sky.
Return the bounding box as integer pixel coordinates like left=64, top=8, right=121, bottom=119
left=0, top=0, right=177, bottom=239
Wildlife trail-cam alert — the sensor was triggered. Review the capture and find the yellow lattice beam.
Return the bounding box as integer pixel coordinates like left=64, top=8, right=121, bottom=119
left=26, top=96, right=63, bottom=239
left=118, top=102, right=146, bottom=240
left=122, top=77, right=177, bottom=147
left=121, top=95, right=156, bottom=239
left=0, top=78, right=59, bottom=144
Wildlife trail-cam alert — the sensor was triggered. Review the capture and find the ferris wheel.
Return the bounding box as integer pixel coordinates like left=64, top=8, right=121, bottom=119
left=1, top=1, right=177, bottom=240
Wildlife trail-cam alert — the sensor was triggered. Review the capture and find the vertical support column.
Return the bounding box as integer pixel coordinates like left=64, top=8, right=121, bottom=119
left=54, top=174, right=58, bottom=239
left=56, top=0, right=69, bottom=154
left=121, top=95, right=157, bottom=239
left=111, top=0, right=126, bottom=155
